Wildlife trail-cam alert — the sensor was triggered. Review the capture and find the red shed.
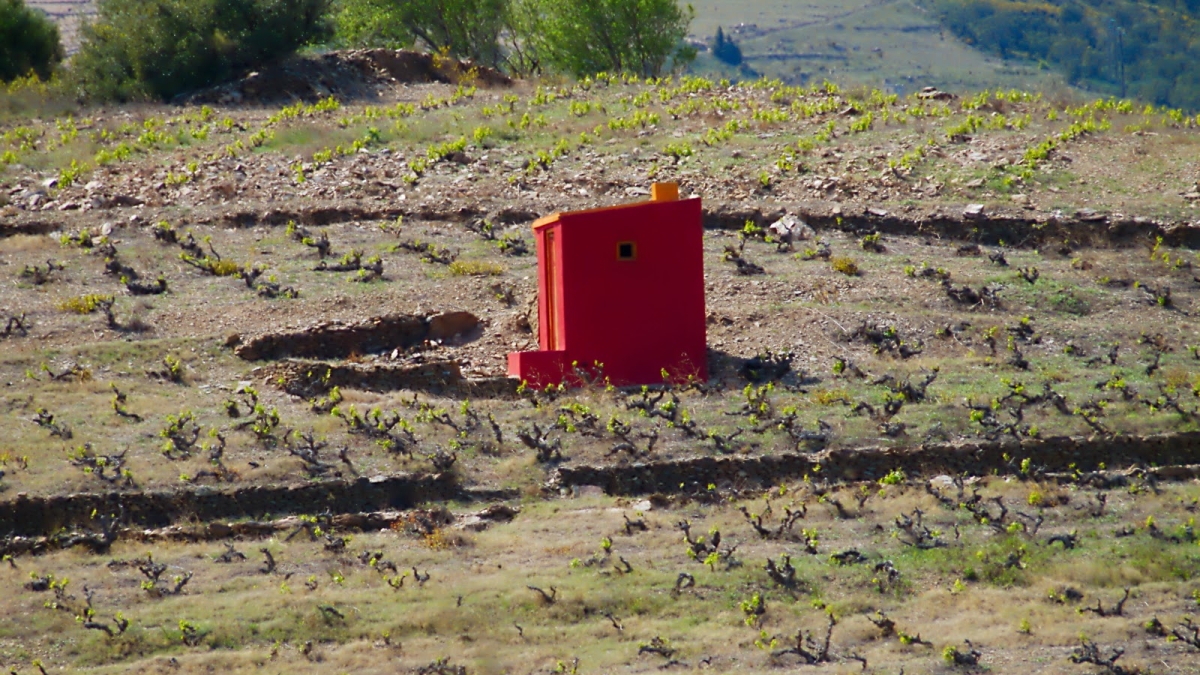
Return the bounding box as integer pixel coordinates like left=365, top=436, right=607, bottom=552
left=507, top=183, right=708, bottom=387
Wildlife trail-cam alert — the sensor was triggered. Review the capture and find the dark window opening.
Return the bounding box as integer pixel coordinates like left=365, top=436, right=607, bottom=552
left=617, top=241, right=636, bottom=260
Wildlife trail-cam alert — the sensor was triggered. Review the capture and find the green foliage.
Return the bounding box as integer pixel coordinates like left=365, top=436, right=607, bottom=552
left=514, top=0, right=696, bottom=77
left=57, top=294, right=114, bottom=314
left=71, top=0, right=334, bottom=101
left=58, top=159, right=85, bottom=188
left=427, top=135, right=467, bottom=161
left=180, top=253, right=241, bottom=277
left=739, top=592, right=765, bottom=626
left=448, top=259, right=504, bottom=276
left=831, top=256, right=859, bottom=276
left=334, top=0, right=694, bottom=76
left=0, top=0, right=63, bottom=82
left=332, top=0, right=414, bottom=48
left=848, top=110, right=874, bottom=133
left=662, top=140, right=693, bottom=159
left=472, top=124, right=493, bottom=144
left=942, top=644, right=959, bottom=663
left=711, top=26, right=742, bottom=66
left=334, top=0, right=507, bottom=66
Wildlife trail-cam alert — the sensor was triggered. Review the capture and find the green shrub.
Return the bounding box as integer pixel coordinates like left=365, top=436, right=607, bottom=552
left=449, top=259, right=504, bottom=276
left=334, top=0, right=505, bottom=66
left=711, top=26, right=742, bottom=66
left=1050, top=290, right=1091, bottom=316
left=517, top=0, right=696, bottom=77
left=57, top=294, right=114, bottom=314
left=830, top=256, right=860, bottom=276
left=0, top=0, right=63, bottom=82
left=71, top=0, right=333, bottom=101
left=335, top=0, right=696, bottom=77
left=332, top=0, right=415, bottom=49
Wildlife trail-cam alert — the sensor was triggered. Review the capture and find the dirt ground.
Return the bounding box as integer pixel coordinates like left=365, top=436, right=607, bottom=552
left=2, top=58, right=1200, bottom=673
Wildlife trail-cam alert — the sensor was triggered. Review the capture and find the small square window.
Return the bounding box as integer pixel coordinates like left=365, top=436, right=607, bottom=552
left=617, top=241, right=636, bottom=260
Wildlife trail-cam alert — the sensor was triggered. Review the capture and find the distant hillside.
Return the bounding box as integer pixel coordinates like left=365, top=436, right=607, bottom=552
left=27, top=0, right=93, bottom=53
left=37, top=0, right=1190, bottom=110
left=920, top=0, right=1200, bottom=110
left=685, top=0, right=1074, bottom=97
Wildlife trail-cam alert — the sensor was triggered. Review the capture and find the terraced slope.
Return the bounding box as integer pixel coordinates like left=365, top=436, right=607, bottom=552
left=1, top=60, right=1200, bottom=674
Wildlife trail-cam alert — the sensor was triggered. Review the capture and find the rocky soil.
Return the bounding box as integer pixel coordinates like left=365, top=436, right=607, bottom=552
left=2, top=56, right=1200, bottom=674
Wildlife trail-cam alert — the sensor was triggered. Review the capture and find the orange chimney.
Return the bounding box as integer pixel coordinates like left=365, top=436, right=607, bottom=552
left=650, top=182, right=679, bottom=202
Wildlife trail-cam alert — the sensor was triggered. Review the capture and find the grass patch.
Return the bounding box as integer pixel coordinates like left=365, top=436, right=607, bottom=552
left=181, top=255, right=242, bottom=277
left=263, top=124, right=326, bottom=153
left=57, top=294, right=113, bottom=314
left=831, top=256, right=860, bottom=276
left=1003, top=276, right=1106, bottom=316
left=449, top=260, right=505, bottom=276
left=1049, top=289, right=1093, bottom=316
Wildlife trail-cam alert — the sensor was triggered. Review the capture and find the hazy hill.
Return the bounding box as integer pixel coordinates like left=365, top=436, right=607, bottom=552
left=688, top=0, right=1200, bottom=110
left=686, top=0, right=1075, bottom=96
left=26, top=0, right=93, bottom=53
left=923, top=0, right=1200, bottom=110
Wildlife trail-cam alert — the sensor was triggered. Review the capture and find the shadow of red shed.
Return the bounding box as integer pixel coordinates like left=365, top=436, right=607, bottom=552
left=508, top=183, right=708, bottom=387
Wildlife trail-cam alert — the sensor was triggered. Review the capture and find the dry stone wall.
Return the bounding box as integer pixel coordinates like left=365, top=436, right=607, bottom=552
left=0, top=472, right=458, bottom=537
left=551, top=430, right=1200, bottom=495
left=267, top=358, right=518, bottom=397
left=8, top=204, right=1198, bottom=250
left=703, top=202, right=1200, bottom=249
left=3, top=431, right=1199, bottom=543
left=233, top=312, right=480, bottom=361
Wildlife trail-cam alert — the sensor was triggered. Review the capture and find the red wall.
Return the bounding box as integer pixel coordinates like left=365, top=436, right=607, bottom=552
left=509, top=197, right=707, bottom=386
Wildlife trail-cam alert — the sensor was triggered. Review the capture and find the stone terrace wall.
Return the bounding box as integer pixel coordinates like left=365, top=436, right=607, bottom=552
left=0, top=472, right=457, bottom=537
left=552, top=431, right=1200, bottom=495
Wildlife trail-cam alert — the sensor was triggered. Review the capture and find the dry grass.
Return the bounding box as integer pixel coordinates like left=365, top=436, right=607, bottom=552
left=449, top=259, right=506, bottom=276
left=3, top=480, right=1200, bottom=673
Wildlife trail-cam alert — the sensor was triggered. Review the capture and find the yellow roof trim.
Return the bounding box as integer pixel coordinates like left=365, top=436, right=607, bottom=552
left=532, top=213, right=561, bottom=230
left=530, top=194, right=695, bottom=232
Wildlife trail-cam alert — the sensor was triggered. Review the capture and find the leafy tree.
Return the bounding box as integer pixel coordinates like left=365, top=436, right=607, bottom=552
left=333, top=0, right=415, bottom=49
left=335, top=0, right=695, bottom=76
left=712, top=26, right=742, bottom=66
left=518, top=0, right=695, bottom=77
left=71, top=0, right=333, bottom=101
left=334, top=0, right=507, bottom=66
left=0, top=0, right=63, bottom=82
